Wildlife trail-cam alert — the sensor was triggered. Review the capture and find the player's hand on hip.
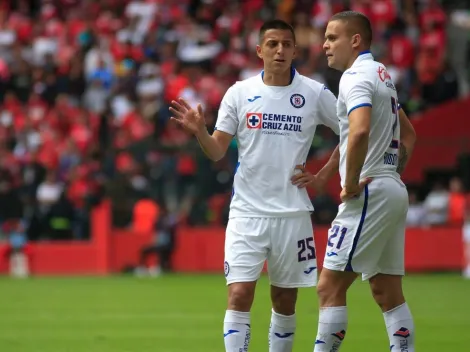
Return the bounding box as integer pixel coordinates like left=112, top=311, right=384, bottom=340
left=169, top=98, right=206, bottom=135
left=340, top=178, right=372, bottom=202
left=291, top=164, right=325, bottom=190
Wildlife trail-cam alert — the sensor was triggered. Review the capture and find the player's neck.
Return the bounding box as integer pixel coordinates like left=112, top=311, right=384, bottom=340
left=262, top=68, right=292, bottom=86
left=345, top=49, right=370, bottom=70
left=344, top=53, right=360, bottom=71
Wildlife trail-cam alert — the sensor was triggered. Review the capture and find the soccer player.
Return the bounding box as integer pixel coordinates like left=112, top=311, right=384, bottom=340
left=170, top=19, right=340, bottom=352
left=312, top=11, right=417, bottom=351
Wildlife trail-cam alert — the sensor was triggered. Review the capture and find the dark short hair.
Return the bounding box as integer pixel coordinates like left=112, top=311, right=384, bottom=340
left=259, top=19, right=296, bottom=44
left=330, top=11, right=372, bottom=48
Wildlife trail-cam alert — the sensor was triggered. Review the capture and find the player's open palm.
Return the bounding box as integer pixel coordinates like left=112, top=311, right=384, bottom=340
left=169, top=98, right=206, bottom=135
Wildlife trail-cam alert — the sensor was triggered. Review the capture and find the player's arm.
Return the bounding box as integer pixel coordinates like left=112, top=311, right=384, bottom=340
left=315, top=85, right=340, bottom=182
left=291, top=146, right=339, bottom=189
left=341, top=72, right=374, bottom=194
left=396, top=107, right=416, bottom=174
left=291, top=87, right=340, bottom=189
left=317, top=145, right=340, bottom=182
left=345, top=106, right=371, bottom=190
left=195, top=129, right=233, bottom=162
left=317, top=86, right=340, bottom=135
left=170, top=87, right=238, bottom=162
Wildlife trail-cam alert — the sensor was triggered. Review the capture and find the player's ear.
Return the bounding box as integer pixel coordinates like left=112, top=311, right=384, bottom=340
left=292, top=44, right=297, bottom=59
left=351, top=34, right=360, bottom=50
left=256, top=45, right=263, bottom=59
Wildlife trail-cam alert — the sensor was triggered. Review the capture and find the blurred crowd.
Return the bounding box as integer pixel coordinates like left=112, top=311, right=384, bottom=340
left=0, top=0, right=469, bottom=241
left=406, top=177, right=470, bottom=228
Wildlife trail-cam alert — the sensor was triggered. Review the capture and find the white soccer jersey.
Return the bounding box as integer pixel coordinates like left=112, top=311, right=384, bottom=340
left=215, top=68, right=339, bottom=218
left=337, top=51, right=402, bottom=187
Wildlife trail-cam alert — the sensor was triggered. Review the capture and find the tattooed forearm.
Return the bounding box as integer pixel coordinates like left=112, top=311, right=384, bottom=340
left=396, top=144, right=408, bottom=174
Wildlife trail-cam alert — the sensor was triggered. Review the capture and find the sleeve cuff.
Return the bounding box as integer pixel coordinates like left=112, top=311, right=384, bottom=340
left=347, top=103, right=372, bottom=116
left=214, top=126, right=236, bottom=136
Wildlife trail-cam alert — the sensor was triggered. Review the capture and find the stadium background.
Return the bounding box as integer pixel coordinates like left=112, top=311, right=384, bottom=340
left=0, top=0, right=469, bottom=351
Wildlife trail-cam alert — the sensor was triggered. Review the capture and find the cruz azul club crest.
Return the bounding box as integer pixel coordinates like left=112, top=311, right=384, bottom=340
left=290, top=94, right=305, bottom=108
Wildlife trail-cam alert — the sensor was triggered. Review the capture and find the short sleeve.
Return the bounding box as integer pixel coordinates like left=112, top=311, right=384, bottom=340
left=341, top=72, right=374, bottom=116
left=317, top=86, right=340, bottom=135
left=215, top=86, right=238, bottom=136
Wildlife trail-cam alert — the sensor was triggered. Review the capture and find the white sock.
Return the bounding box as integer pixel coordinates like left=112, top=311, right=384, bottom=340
left=223, top=310, right=251, bottom=351
left=269, top=309, right=296, bottom=352
left=383, top=303, right=415, bottom=352
left=313, top=306, right=348, bottom=352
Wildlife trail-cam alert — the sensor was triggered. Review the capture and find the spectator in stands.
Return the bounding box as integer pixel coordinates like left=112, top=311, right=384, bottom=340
left=3, top=219, right=30, bottom=278
left=447, top=6, right=470, bottom=96
left=135, top=205, right=178, bottom=277
left=423, top=181, right=449, bottom=226
left=448, top=177, right=466, bottom=226
left=44, top=191, right=75, bottom=240
left=0, top=0, right=467, bottom=235
left=406, top=190, right=426, bottom=227
left=36, top=170, right=62, bottom=214
left=420, top=61, right=459, bottom=108
left=387, top=18, right=415, bottom=103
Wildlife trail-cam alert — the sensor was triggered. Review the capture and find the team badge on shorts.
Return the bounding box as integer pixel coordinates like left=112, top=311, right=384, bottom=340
left=290, top=94, right=305, bottom=108
left=246, top=113, right=262, bottom=129
left=224, top=261, right=230, bottom=277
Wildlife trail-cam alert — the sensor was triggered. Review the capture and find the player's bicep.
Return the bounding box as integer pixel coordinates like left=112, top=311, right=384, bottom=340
left=348, top=106, right=371, bottom=136
left=317, top=87, right=340, bottom=135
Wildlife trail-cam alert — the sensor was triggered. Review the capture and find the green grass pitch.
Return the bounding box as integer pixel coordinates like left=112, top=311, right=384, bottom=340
left=0, top=273, right=468, bottom=351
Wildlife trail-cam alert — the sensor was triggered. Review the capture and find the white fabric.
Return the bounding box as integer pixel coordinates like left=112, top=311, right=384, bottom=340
left=323, top=178, right=408, bottom=280
left=36, top=183, right=62, bottom=204
left=215, top=70, right=339, bottom=218
left=337, top=52, right=402, bottom=188
left=224, top=215, right=317, bottom=288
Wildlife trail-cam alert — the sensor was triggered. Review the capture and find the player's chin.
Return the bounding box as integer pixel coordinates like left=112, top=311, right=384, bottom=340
left=271, top=61, right=289, bottom=69
left=327, top=60, right=341, bottom=71
left=326, top=57, right=335, bottom=68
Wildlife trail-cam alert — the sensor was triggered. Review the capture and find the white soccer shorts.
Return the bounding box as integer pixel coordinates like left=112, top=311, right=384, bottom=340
left=323, top=177, right=408, bottom=281
left=224, top=214, right=317, bottom=288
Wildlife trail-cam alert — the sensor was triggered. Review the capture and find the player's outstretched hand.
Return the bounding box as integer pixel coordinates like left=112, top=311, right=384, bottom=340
left=340, top=178, right=373, bottom=202
left=169, top=98, right=206, bottom=135
left=291, top=164, right=325, bottom=190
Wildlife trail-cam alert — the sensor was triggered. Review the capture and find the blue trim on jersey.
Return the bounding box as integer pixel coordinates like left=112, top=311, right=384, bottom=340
left=261, top=67, right=295, bottom=84
left=345, top=184, right=369, bottom=272
left=359, top=50, right=371, bottom=56
left=347, top=103, right=372, bottom=116
left=234, top=162, right=240, bottom=174
left=389, top=139, right=399, bottom=149
left=231, top=162, right=240, bottom=198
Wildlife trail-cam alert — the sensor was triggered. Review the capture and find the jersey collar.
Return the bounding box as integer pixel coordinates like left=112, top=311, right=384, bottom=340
left=351, top=50, right=374, bottom=68
left=260, top=66, right=296, bottom=85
